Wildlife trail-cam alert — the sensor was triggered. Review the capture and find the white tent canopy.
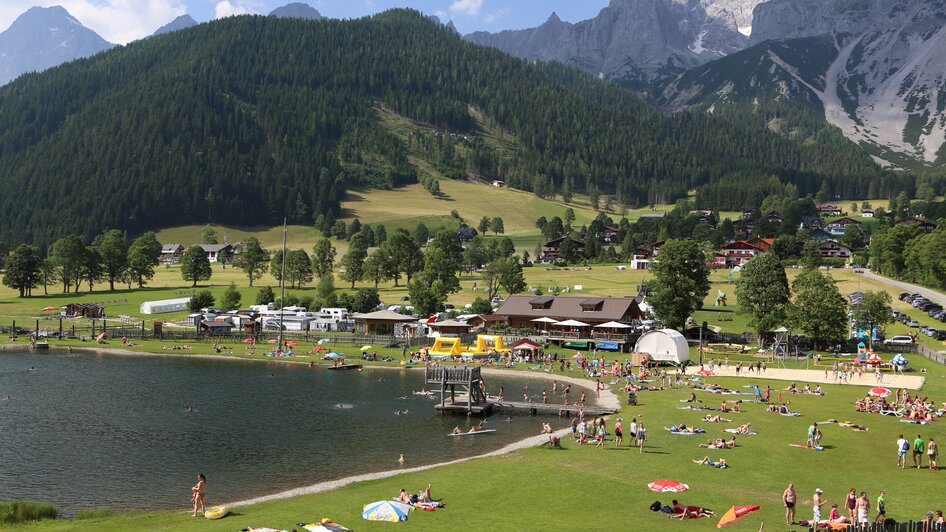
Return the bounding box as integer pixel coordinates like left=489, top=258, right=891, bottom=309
left=634, top=329, right=690, bottom=365
left=594, top=321, right=633, bottom=329
left=531, top=317, right=559, bottom=323
left=554, top=319, right=590, bottom=327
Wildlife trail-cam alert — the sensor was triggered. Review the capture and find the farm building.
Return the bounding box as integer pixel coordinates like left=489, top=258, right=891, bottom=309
left=633, top=329, right=690, bottom=365
left=140, top=298, right=191, bottom=315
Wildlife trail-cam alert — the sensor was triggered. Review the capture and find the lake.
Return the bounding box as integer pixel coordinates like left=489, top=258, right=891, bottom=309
left=0, top=350, right=559, bottom=514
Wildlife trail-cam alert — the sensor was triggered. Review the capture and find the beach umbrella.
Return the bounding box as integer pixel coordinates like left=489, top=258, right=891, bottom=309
left=360, top=345, right=373, bottom=351
left=361, top=500, right=413, bottom=522
left=287, top=340, right=300, bottom=347
left=716, top=505, right=760, bottom=528
left=267, top=339, right=279, bottom=344
left=648, top=479, right=689, bottom=492
left=243, top=338, right=255, bottom=344
left=41, top=306, right=58, bottom=311
left=869, top=387, right=892, bottom=398
left=313, top=345, right=328, bottom=351
left=325, top=352, right=345, bottom=359
left=317, top=339, right=328, bottom=345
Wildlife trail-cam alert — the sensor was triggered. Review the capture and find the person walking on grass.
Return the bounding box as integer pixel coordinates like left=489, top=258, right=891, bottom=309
left=637, top=423, right=646, bottom=454
left=856, top=492, right=870, bottom=526
left=914, top=434, right=926, bottom=469
left=614, top=418, right=623, bottom=446
left=898, top=434, right=910, bottom=468
left=876, top=491, right=887, bottom=523
left=928, top=437, right=938, bottom=471
left=783, top=483, right=797, bottom=525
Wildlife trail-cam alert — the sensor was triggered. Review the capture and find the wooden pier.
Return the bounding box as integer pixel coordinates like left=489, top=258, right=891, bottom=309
left=425, top=367, right=617, bottom=417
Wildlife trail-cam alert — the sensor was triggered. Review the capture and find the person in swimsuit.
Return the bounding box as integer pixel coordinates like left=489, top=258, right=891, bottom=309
left=637, top=423, right=646, bottom=454
left=928, top=437, right=938, bottom=471
left=783, top=483, right=797, bottom=525
left=845, top=488, right=857, bottom=522
left=614, top=419, right=623, bottom=446
left=191, top=474, right=206, bottom=516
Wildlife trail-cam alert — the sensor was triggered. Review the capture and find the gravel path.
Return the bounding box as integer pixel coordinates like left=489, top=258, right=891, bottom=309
left=228, top=369, right=618, bottom=508
left=693, top=365, right=925, bottom=390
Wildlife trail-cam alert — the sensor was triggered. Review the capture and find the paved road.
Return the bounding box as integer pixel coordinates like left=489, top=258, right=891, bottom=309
left=859, top=270, right=946, bottom=307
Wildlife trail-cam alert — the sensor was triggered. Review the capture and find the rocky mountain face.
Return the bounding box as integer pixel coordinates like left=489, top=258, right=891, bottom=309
left=268, top=3, right=323, bottom=20
left=662, top=0, right=946, bottom=167
left=152, top=15, right=198, bottom=37
left=466, top=0, right=763, bottom=87
left=0, top=6, right=114, bottom=85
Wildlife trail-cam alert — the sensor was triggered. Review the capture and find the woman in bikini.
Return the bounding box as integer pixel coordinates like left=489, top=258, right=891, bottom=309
left=191, top=474, right=206, bottom=517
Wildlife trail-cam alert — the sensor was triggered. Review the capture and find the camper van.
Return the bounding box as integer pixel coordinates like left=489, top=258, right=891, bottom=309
left=320, top=308, right=350, bottom=321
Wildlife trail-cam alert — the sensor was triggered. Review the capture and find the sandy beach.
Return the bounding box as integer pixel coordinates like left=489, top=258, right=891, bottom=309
left=692, top=365, right=925, bottom=390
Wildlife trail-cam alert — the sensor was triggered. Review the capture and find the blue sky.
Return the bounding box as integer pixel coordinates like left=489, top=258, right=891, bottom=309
left=1, top=1, right=610, bottom=44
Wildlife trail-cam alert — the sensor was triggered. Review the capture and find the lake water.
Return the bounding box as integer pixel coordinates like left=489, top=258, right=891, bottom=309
left=0, top=350, right=558, bottom=514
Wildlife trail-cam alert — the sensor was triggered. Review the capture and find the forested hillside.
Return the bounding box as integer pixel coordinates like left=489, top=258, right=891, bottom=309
left=0, top=10, right=891, bottom=247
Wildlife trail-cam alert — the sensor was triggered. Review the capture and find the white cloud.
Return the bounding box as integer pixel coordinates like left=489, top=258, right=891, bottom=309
left=449, top=0, right=483, bottom=17
left=214, top=0, right=256, bottom=19
left=0, top=0, right=188, bottom=45
left=482, top=6, right=509, bottom=23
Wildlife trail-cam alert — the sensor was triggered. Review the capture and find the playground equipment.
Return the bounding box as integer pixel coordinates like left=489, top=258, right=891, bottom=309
left=727, top=266, right=742, bottom=284
left=461, top=335, right=511, bottom=360
left=715, top=291, right=728, bottom=307
left=429, top=337, right=465, bottom=358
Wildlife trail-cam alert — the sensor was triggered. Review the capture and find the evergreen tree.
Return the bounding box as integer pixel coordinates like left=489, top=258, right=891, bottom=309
left=478, top=216, right=491, bottom=234
left=189, top=290, right=215, bottom=313
left=255, top=285, right=275, bottom=306
left=220, top=282, right=242, bottom=310
left=414, top=223, right=430, bottom=246
left=490, top=216, right=505, bottom=236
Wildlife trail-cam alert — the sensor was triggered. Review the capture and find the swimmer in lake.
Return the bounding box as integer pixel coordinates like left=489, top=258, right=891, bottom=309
left=186, top=405, right=194, bottom=413
left=397, top=454, right=405, bottom=464
left=452, top=426, right=462, bottom=435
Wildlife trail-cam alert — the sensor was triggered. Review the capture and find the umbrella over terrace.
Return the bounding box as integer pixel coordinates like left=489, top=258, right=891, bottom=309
left=554, top=319, right=590, bottom=327
left=594, top=321, right=633, bottom=328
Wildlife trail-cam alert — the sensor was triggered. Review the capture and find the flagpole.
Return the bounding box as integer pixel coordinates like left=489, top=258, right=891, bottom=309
left=278, top=218, right=287, bottom=352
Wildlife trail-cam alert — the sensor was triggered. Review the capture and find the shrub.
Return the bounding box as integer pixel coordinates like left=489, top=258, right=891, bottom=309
left=0, top=501, right=59, bottom=524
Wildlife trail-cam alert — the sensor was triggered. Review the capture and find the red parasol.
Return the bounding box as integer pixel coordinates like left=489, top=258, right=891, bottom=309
left=869, top=387, right=891, bottom=398
left=717, top=505, right=760, bottom=528
left=243, top=338, right=255, bottom=344
left=648, top=480, right=689, bottom=492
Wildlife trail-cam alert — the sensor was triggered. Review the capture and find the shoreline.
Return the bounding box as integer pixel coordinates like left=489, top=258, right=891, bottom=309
left=227, top=372, right=618, bottom=508
left=9, top=344, right=618, bottom=511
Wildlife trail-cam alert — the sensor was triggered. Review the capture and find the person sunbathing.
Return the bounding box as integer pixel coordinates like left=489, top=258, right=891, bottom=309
left=720, top=402, right=731, bottom=413
left=838, top=421, right=868, bottom=431
left=686, top=392, right=699, bottom=403
left=670, top=423, right=703, bottom=434
left=732, top=423, right=752, bottom=435
left=785, top=382, right=798, bottom=393
left=815, top=385, right=824, bottom=395
left=700, top=438, right=727, bottom=449
left=703, top=414, right=731, bottom=423
left=802, top=384, right=811, bottom=394
left=693, top=456, right=728, bottom=468
left=670, top=506, right=716, bottom=519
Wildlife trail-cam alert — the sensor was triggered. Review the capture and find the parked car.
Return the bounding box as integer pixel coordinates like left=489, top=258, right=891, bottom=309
left=884, top=335, right=916, bottom=345
left=899, top=292, right=911, bottom=301
left=935, top=330, right=946, bottom=341
left=907, top=320, right=921, bottom=328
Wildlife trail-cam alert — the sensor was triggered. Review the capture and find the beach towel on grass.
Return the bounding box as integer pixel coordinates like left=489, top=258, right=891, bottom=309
left=780, top=413, right=801, bottom=417
left=665, top=427, right=704, bottom=434
left=723, top=429, right=757, bottom=435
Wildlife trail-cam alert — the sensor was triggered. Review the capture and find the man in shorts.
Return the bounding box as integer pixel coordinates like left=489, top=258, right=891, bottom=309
left=812, top=488, right=825, bottom=523
left=856, top=492, right=870, bottom=525
left=914, top=434, right=926, bottom=469
left=783, top=483, right=797, bottom=525
left=897, top=434, right=909, bottom=468
left=928, top=437, right=938, bottom=471
left=876, top=491, right=887, bottom=523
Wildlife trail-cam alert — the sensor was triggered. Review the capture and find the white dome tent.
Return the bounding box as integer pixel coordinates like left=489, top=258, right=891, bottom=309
left=634, top=329, right=690, bottom=365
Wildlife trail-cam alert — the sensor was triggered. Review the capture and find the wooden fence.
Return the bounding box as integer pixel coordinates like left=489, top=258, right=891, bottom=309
left=808, top=521, right=944, bottom=531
